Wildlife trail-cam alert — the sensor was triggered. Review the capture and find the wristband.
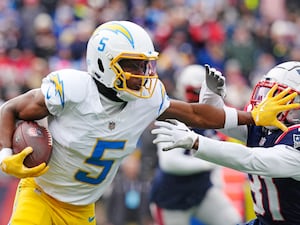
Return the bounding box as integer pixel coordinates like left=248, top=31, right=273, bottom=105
left=0, top=148, right=13, bottom=165
left=223, top=106, right=238, bottom=129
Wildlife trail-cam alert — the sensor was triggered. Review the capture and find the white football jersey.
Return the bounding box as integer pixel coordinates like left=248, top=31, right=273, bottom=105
left=36, top=69, right=170, bottom=205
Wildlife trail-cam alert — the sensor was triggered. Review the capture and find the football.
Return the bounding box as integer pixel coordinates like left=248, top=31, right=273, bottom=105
left=12, top=121, right=53, bottom=168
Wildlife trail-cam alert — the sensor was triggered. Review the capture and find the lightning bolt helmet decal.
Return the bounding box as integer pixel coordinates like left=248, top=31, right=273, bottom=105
left=95, top=22, right=135, bottom=49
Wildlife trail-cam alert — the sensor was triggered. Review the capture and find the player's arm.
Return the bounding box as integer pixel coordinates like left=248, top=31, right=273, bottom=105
left=193, top=137, right=300, bottom=180
left=159, top=85, right=300, bottom=131
left=159, top=99, right=243, bottom=129
left=152, top=120, right=300, bottom=180
left=0, top=89, right=50, bottom=178
left=0, top=89, right=49, bottom=148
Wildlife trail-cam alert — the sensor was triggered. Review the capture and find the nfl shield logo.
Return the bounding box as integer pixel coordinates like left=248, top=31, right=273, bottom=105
left=108, top=121, right=116, bottom=130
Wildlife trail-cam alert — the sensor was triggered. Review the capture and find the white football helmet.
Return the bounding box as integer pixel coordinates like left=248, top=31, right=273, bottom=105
left=175, top=65, right=205, bottom=102
left=86, top=21, right=159, bottom=101
left=249, top=61, right=300, bottom=126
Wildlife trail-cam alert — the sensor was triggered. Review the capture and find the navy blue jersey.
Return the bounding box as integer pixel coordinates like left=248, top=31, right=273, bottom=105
left=149, top=168, right=211, bottom=210
left=246, top=124, right=300, bottom=225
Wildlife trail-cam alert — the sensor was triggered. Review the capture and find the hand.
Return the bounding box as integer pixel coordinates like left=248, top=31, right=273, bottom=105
left=1, top=147, right=49, bottom=178
left=151, top=119, right=198, bottom=151
left=251, top=84, right=300, bottom=132
left=205, top=64, right=226, bottom=98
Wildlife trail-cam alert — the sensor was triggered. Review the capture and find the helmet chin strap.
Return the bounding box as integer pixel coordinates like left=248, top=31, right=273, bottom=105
left=93, top=78, right=125, bottom=102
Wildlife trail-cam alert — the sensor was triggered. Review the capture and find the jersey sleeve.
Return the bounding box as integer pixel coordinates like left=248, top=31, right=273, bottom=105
left=194, top=134, right=300, bottom=180
left=40, top=69, right=88, bottom=116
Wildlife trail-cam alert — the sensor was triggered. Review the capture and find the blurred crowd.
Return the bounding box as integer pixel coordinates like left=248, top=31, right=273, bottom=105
left=1, top=0, right=300, bottom=224
left=0, top=0, right=299, bottom=109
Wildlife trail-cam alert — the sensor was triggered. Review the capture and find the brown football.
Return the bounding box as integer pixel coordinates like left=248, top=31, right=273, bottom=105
left=12, top=121, right=53, bottom=168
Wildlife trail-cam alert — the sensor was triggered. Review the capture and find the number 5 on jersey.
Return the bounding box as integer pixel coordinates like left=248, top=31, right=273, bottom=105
left=75, top=140, right=126, bottom=185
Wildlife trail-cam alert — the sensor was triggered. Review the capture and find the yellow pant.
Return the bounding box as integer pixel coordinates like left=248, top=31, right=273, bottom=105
left=9, top=178, right=96, bottom=225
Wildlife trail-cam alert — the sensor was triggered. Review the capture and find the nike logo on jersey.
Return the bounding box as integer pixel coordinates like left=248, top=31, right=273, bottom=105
left=88, top=216, right=95, bottom=222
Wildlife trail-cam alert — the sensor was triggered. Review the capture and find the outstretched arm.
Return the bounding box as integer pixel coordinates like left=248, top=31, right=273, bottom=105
left=159, top=99, right=244, bottom=129
left=151, top=120, right=300, bottom=180
left=160, top=85, right=300, bottom=132
left=193, top=135, right=300, bottom=180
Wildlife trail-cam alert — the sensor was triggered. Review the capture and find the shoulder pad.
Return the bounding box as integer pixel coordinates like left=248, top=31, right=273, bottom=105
left=43, top=69, right=92, bottom=104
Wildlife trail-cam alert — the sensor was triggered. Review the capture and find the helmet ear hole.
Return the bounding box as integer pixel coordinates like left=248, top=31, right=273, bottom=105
left=98, top=59, right=104, bottom=72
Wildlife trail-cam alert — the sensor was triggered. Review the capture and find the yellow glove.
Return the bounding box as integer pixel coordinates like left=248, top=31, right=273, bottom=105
left=1, top=147, right=49, bottom=179
left=251, top=84, right=300, bottom=132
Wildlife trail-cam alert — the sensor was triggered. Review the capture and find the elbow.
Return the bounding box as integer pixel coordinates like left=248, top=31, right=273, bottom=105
left=0, top=101, right=17, bottom=118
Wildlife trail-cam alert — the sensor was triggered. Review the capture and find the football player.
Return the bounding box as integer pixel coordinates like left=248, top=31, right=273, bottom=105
left=0, top=21, right=297, bottom=225
left=149, top=64, right=242, bottom=225
left=152, top=61, right=300, bottom=225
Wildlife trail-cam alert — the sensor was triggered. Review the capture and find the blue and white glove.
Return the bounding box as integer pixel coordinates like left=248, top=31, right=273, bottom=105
left=205, top=64, right=226, bottom=98
left=152, top=119, right=198, bottom=151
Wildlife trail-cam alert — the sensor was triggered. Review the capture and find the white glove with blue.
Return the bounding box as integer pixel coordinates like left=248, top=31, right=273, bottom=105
left=205, top=64, right=226, bottom=98
left=152, top=119, right=198, bottom=151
